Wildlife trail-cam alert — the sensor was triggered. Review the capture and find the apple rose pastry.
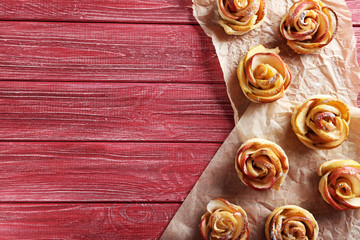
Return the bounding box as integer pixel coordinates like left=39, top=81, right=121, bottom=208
left=237, top=45, right=292, bottom=103
left=280, top=0, right=338, bottom=54
left=235, top=138, right=289, bottom=191
left=318, top=159, right=360, bottom=210
left=291, top=96, right=350, bottom=150
left=265, top=205, right=319, bottom=240
left=200, top=198, right=249, bottom=240
left=217, top=0, right=266, bottom=35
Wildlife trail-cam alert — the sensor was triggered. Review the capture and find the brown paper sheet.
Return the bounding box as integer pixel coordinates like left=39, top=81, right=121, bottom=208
left=192, top=0, right=359, bottom=123
left=160, top=0, right=360, bottom=239
left=161, top=102, right=360, bottom=239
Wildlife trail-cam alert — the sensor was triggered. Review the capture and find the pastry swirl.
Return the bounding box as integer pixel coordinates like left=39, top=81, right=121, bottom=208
left=265, top=205, right=319, bottom=240
left=291, top=96, right=350, bottom=150
left=217, top=0, right=266, bottom=35
left=280, top=0, right=338, bottom=54
left=235, top=138, right=289, bottom=191
left=237, top=45, right=291, bottom=103
left=318, top=159, right=360, bottom=210
left=200, top=198, right=249, bottom=240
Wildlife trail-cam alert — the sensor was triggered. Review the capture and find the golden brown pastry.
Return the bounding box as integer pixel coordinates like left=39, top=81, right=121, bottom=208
left=291, top=96, right=350, bottom=150
left=235, top=138, right=289, bottom=191
left=217, top=0, right=266, bottom=35
left=280, top=0, right=338, bottom=54
left=265, top=205, right=319, bottom=240
left=200, top=198, right=249, bottom=240
left=237, top=45, right=292, bottom=103
left=318, top=159, right=360, bottom=210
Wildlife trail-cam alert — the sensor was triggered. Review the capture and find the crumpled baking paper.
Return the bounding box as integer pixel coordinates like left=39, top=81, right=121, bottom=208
left=161, top=102, right=360, bottom=239
left=192, top=0, right=359, bottom=123
left=160, top=0, right=360, bottom=239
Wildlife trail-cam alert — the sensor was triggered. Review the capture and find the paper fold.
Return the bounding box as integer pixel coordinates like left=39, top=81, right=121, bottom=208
left=193, top=0, right=359, bottom=122
left=161, top=103, right=360, bottom=239
left=160, top=0, right=360, bottom=239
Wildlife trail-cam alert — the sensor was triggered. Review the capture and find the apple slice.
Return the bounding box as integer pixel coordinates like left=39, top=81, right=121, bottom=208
left=265, top=205, right=319, bottom=240
left=200, top=198, right=249, bottom=240
left=318, top=160, right=360, bottom=210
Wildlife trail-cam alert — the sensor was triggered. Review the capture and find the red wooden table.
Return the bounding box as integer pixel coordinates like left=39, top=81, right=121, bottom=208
left=0, top=1, right=358, bottom=239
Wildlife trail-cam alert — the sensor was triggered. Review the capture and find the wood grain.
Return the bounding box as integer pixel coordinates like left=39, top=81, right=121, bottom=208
left=0, top=203, right=179, bottom=239
left=0, top=21, right=359, bottom=84
left=346, top=0, right=360, bottom=26
left=0, top=22, right=222, bottom=83
left=0, top=0, right=195, bottom=24
left=355, top=28, right=360, bottom=106
left=0, top=142, right=220, bottom=201
left=0, top=82, right=233, bottom=142
left=0, top=0, right=358, bottom=25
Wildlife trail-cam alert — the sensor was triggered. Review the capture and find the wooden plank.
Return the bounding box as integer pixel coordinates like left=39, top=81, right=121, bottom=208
left=0, top=0, right=358, bottom=25
left=0, top=203, right=179, bottom=239
left=0, top=22, right=358, bottom=84
left=354, top=28, right=360, bottom=107
left=0, top=0, right=195, bottom=24
left=0, top=142, right=220, bottom=201
left=346, top=0, right=360, bottom=25
left=0, top=22, right=222, bottom=83
left=0, top=82, right=233, bottom=142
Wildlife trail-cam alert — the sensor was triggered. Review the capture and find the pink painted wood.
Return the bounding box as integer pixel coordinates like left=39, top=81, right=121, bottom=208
left=0, top=23, right=222, bottom=83
left=0, top=142, right=220, bottom=202
left=0, top=82, right=233, bottom=142
left=0, top=0, right=358, bottom=239
left=0, top=0, right=358, bottom=25
left=0, top=203, right=179, bottom=239
left=0, top=0, right=196, bottom=24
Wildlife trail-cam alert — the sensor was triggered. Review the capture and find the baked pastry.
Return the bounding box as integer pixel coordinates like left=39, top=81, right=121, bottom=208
left=237, top=45, right=291, bottom=103
left=200, top=198, right=249, bottom=240
left=280, top=0, right=338, bottom=54
left=265, top=205, right=319, bottom=240
left=291, top=96, right=350, bottom=150
left=235, top=138, right=289, bottom=191
left=318, top=159, right=360, bottom=210
left=217, top=0, right=266, bottom=35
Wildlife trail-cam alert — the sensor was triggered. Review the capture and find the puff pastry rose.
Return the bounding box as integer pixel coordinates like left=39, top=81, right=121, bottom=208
left=291, top=96, right=350, bottom=150
left=280, top=0, right=338, bottom=54
left=237, top=45, right=292, bottom=103
left=265, top=205, right=319, bottom=240
left=318, top=160, right=360, bottom=210
left=217, top=0, right=266, bottom=35
left=200, top=198, right=249, bottom=240
left=235, top=138, right=289, bottom=191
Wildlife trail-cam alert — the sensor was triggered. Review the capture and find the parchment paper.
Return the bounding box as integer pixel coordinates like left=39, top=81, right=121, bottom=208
left=161, top=101, right=360, bottom=239
left=160, top=0, right=360, bottom=239
left=193, top=0, right=360, bottom=123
